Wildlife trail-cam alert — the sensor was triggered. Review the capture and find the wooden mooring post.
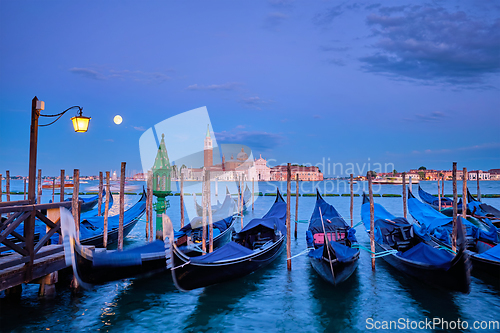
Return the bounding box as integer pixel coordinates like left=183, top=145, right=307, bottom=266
left=202, top=168, right=207, bottom=253
left=98, top=171, right=103, bottom=216
left=286, top=163, right=292, bottom=271
left=52, top=178, right=55, bottom=203
left=452, top=162, right=458, bottom=253
left=0, top=173, right=2, bottom=203
left=252, top=178, right=255, bottom=211
left=6, top=170, right=10, bottom=203
left=441, top=175, right=445, bottom=198
left=103, top=171, right=110, bottom=248
left=350, top=174, right=353, bottom=227
left=207, top=170, right=214, bottom=253
left=476, top=170, right=481, bottom=202
left=148, top=170, right=153, bottom=242
left=37, top=169, right=42, bottom=204
left=368, top=171, right=375, bottom=271
left=402, top=172, right=407, bottom=219
left=24, top=178, right=27, bottom=200
left=240, top=175, right=244, bottom=229
left=146, top=177, right=150, bottom=240
left=72, top=169, right=80, bottom=243
left=295, top=174, right=299, bottom=239
left=180, top=173, right=184, bottom=228
left=118, top=162, right=126, bottom=250
left=60, top=170, right=65, bottom=202
left=462, top=168, right=468, bottom=219
left=438, top=174, right=441, bottom=211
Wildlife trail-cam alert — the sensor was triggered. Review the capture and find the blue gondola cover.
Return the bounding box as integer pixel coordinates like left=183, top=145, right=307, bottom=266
left=190, top=241, right=254, bottom=263
left=397, top=242, right=454, bottom=269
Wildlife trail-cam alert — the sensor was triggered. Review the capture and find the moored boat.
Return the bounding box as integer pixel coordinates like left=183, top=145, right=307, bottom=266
left=306, top=190, right=359, bottom=285
left=170, top=189, right=287, bottom=291
left=362, top=193, right=470, bottom=293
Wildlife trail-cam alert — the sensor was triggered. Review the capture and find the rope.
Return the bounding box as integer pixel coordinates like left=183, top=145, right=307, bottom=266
left=287, top=247, right=315, bottom=260
left=352, top=221, right=364, bottom=228
left=352, top=244, right=398, bottom=257
left=170, top=260, right=191, bottom=270
left=438, top=246, right=456, bottom=255
left=294, top=220, right=309, bottom=223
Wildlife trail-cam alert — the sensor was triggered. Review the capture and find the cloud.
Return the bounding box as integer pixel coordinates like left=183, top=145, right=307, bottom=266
left=69, top=68, right=105, bottom=80
left=327, top=58, right=346, bottom=66
left=133, top=126, right=146, bottom=131
left=69, top=67, right=171, bottom=83
left=313, top=4, right=344, bottom=26
left=215, top=129, right=284, bottom=150
left=105, top=139, right=114, bottom=142
left=360, top=6, right=500, bottom=86
left=313, top=115, right=321, bottom=119
left=263, top=12, right=288, bottom=30
left=268, top=0, right=294, bottom=8
left=403, top=111, right=447, bottom=123
left=239, top=96, right=274, bottom=110
left=186, top=82, right=242, bottom=91
left=320, top=45, right=350, bottom=52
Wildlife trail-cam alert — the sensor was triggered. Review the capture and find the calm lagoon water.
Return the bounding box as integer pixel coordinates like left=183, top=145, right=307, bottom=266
left=1, top=180, right=499, bottom=332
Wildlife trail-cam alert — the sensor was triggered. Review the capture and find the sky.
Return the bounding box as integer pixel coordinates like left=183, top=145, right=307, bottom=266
left=0, top=0, right=499, bottom=177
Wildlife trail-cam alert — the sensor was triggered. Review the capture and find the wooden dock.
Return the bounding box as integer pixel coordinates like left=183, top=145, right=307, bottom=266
left=0, top=199, right=74, bottom=294
left=0, top=244, right=66, bottom=291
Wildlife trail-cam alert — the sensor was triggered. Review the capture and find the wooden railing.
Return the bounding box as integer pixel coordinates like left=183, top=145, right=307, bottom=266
left=0, top=200, right=75, bottom=281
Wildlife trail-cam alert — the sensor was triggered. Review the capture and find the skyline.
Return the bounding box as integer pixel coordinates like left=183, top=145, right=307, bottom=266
left=1, top=1, right=499, bottom=177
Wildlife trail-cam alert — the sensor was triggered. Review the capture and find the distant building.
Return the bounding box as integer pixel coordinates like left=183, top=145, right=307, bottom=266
left=469, top=170, right=490, bottom=181
left=489, top=169, right=500, bottom=180
left=270, top=165, right=323, bottom=181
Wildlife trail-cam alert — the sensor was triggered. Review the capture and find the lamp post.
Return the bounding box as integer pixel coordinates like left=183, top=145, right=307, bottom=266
left=152, top=133, right=172, bottom=239
left=28, top=96, right=90, bottom=204
left=25, top=96, right=90, bottom=281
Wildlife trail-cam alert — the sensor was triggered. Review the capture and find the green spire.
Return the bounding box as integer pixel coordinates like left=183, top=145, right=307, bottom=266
left=153, top=133, right=170, bottom=171
left=206, top=124, right=211, bottom=138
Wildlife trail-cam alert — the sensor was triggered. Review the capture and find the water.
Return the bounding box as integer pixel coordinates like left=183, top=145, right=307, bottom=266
left=1, top=180, right=500, bottom=332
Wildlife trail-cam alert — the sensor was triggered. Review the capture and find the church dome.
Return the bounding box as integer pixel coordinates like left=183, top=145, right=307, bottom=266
left=236, top=147, right=248, bottom=161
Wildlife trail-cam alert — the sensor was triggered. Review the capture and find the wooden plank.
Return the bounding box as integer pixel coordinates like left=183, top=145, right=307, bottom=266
left=34, top=222, right=60, bottom=253
left=1, top=238, right=28, bottom=256
left=0, top=200, right=31, bottom=208
left=0, top=211, right=23, bottom=233
left=0, top=211, right=31, bottom=243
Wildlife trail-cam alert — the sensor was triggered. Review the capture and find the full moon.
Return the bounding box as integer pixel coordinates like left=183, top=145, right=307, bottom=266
left=114, top=115, right=123, bottom=124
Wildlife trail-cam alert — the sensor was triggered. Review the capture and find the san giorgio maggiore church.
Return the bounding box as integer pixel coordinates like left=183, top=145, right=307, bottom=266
left=181, top=127, right=323, bottom=182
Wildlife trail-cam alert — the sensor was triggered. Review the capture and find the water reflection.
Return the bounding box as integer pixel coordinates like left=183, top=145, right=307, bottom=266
left=308, top=264, right=361, bottom=332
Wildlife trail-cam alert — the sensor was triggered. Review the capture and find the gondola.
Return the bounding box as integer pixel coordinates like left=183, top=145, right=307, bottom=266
left=466, top=189, right=500, bottom=228
left=171, top=189, right=287, bottom=291
left=79, top=190, right=147, bottom=247
left=418, top=185, right=454, bottom=213
left=65, top=190, right=104, bottom=212
left=80, top=191, right=114, bottom=220
left=361, top=193, right=470, bottom=293
left=176, top=192, right=237, bottom=251
left=408, top=190, right=499, bottom=281
left=195, top=193, right=222, bottom=217
left=60, top=208, right=167, bottom=286
left=306, top=191, right=359, bottom=285
left=61, top=205, right=236, bottom=285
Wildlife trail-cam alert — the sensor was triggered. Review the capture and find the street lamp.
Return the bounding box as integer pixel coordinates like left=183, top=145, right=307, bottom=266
left=28, top=96, right=91, bottom=204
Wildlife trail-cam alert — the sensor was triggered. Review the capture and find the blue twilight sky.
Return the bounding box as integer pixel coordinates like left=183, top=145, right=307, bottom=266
left=0, top=0, right=499, bottom=177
